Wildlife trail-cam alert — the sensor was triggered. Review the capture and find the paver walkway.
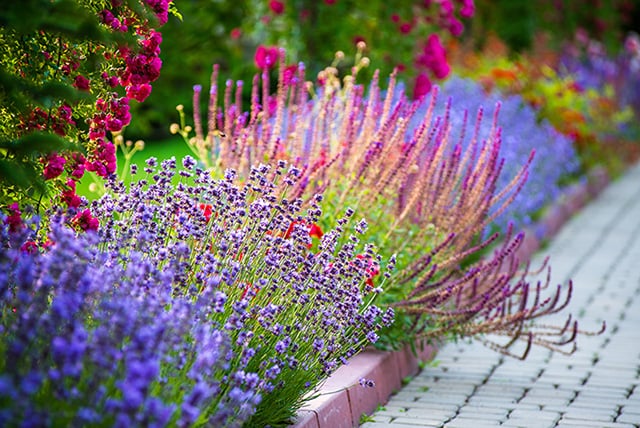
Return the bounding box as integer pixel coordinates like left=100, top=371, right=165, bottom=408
left=361, top=162, right=640, bottom=428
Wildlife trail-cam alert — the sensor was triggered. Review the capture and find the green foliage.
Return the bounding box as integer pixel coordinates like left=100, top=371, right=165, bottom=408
left=360, top=412, right=377, bottom=424
left=0, top=0, right=171, bottom=208
left=128, top=0, right=476, bottom=138
left=470, top=0, right=636, bottom=54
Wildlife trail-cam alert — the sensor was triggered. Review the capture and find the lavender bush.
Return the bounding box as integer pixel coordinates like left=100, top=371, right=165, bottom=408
left=1, top=156, right=392, bottom=427
left=559, top=31, right=640, bottom=139
left=0, top=216, right=259, bottom=427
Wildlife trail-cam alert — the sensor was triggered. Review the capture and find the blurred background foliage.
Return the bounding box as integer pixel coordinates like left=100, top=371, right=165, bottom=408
left=129, top=0, right=639, bottom=141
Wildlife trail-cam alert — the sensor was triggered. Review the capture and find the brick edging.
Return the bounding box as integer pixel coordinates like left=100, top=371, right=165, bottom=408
left=290, top=165, right=611, bottom=428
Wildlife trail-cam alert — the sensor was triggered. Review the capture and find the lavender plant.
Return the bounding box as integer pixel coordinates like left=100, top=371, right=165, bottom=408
left=90, top=156, right=390, bottom=426
left=559, top=31, right=640, bottom=139
left=0, top=216, right=260, bottom=427
left=171, top=51, right=598, bottom=358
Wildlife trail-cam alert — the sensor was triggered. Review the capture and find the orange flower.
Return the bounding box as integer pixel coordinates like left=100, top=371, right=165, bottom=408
left=490, top=68, right=518, bottom=83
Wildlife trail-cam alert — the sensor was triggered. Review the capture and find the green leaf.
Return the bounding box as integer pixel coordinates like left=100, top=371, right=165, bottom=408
left=0, top=132, right=73, bottom=155
left=0, top=158, right=47, bottom=196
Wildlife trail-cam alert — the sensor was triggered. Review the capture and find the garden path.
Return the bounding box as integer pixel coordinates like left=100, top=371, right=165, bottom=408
left=360, top=162, right=640, bottom=428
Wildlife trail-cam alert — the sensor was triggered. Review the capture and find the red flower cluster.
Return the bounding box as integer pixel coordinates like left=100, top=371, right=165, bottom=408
left=355, top=254, right=380, bottom=288
left=4, top=203, right=23, bottom=233
left=73, top=209, right=99, bottom=232
left=412, top=34, right=451, bottom=99
left=198, top=203, right=214, bottom=222
left=60, top=179, right=82, bottom=208
left=73, top=74, right=91, bottom=91
left=43, top=153, right=66, bottom=180
left=417, top=34, right=450, bottom=79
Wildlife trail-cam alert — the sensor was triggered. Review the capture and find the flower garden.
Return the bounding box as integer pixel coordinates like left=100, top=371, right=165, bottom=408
left=1, top=1, right=639, bottom=427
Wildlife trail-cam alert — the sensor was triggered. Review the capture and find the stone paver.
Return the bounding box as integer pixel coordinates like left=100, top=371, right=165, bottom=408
left=361, top=163, right=640, bottom=428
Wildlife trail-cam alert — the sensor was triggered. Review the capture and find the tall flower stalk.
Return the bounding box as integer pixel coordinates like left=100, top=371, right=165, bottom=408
left=175, top=49, right=601, bottom=358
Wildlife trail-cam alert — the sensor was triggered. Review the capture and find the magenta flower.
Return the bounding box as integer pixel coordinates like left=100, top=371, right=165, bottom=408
left=61, top=179, right=82, bottom=208
left=126, top=83, right=152, bottom=103
left=460, top=0, right=475, bottom=18
left=144, top=0, right=170, bottom=25
left=230, top=28, right=242, bottom=39
left=417, top=34, right=451, bottom=79
left=254, top=45, right=279, bottom=69
left=4, top=203, right=23, bottom=233
left=282, top=64, right=298, bottom=86
left=448, top=18, right=464, bottom=37
left=73, top=75, right=90, bottom=91
left=399, top=22, right=412, bottom=34
left=43, top=153, right=66, bottom=180
left=73, top=209, right=99, bottom=232
left=412, top=72, right=432, bottom=99
left=85, top=139, right=116, bottom=177
left=268, top=0, right=284, bottom=14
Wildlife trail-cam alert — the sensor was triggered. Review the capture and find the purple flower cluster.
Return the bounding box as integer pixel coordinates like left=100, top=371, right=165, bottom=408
left=0, top=218, right=260, bottom=426
left=84, top=157, right=393, bottom=426
left=559, top=31, right=640, bottom=136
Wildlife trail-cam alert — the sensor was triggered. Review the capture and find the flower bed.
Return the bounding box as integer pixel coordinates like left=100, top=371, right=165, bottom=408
left=2, top=2, right=634, bottom=426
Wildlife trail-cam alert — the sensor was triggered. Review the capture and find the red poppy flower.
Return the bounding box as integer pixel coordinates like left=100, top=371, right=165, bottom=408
left=355, top=254, right=380, bottom=288
left=198, top=203, right=213, bottom=222
left=285, top=220, right=323, bottom=248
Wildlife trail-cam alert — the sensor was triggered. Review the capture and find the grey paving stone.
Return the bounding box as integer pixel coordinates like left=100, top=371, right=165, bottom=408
left=362, top=415, right=394, bottom=424
left=361, top=423, right=440, bottom=428
left=500, top=418, right=557, bottom=428
left=465, top=395, right=520, bottom=408
left=617, top=412, right=640, bottom=425
left=555, top=420, right=636, bottom=428
left=442, top=417, right=502, bottom=428
left=390, top=417, right=450, bottom=426
left=561, top=408, right=616, bottom=422
left=506, top=409, right=561, bottom=421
